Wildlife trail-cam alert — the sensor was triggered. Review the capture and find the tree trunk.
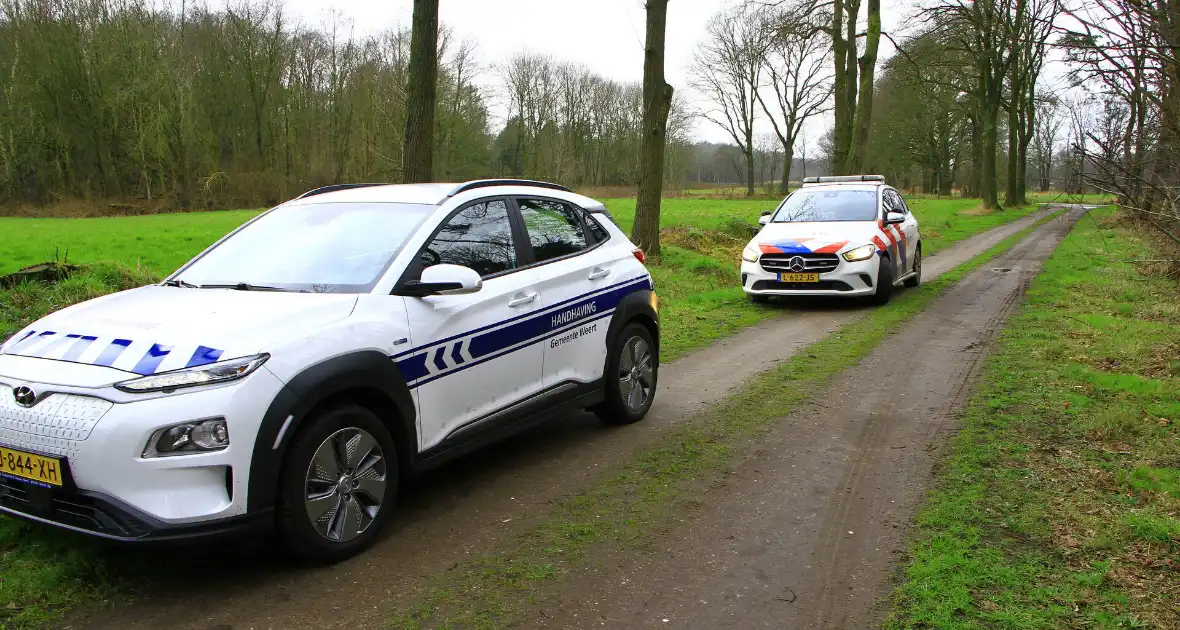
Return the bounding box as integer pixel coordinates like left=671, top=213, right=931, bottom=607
left=846, top=0, right=880, bottom=174
left=1004, top=87, right=1020, bottom=206
left=402, top=0, right=439, bottom=183
left=632, top=0, right=673, bottom=259
left=830, top=0, right=851, bottom=174
left=981, top=100, right=1000, bottom=209
left=745, top=147, right=755, bottom=196
left=779, top=147, right=793, bottom=195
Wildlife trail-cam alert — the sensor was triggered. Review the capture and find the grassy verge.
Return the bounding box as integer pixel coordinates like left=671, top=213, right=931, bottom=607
left=887, top=210, right=1179, bottom=629
left=388, top=218, right=1053, bottom=629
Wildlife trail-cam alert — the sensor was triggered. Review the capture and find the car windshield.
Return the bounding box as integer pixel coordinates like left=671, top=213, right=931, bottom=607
left=771, top=189, right=879, bottom=223
left=173, top=202, right=435, bottom=293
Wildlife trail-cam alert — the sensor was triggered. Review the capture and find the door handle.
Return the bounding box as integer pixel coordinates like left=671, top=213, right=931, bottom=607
left=507, top=291, right=538, bottom=307
left=588, top=267, right=611, bottom=280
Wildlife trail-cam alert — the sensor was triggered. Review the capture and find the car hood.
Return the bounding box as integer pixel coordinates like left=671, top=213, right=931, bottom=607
left=753, top=221, right=881, bottom=255
left=0, top=286, right=358, bottom=376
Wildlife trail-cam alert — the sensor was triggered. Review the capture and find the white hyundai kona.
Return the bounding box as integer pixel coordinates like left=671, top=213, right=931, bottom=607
left=0, top=180, right=658, bottom=562
left=740, top=176, right=922, bottom=304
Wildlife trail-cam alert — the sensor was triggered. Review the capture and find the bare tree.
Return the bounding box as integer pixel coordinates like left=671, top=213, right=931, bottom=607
left=1030, top=93, right=1064, bottom=191
left=754, top=8, right=831, bottom=194
left=402, top=0, right=439, bottom=183
left=632, top=0, right=674, bottom=258
left=691, top=8, right=767, bottom=196
left=1003, top=0, right=1059, bottom=206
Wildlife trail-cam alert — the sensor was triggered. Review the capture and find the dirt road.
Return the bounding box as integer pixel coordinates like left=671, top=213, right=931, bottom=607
left=525, top=208, right=1086, bottom=629
left=80, top=208, right=1065, bottom=630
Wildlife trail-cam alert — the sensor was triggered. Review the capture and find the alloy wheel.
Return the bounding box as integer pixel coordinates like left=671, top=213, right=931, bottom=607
left=303, top=427, right=387, bottom=543
left=617, top=336, right=654, bottom=413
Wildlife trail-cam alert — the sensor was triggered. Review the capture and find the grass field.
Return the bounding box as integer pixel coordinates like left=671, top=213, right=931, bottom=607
left=887, top=210, right=1180, bottom=628
left=0, top=196, right=1047, bottom=627
left=0, top=197, right=1042, bottom=357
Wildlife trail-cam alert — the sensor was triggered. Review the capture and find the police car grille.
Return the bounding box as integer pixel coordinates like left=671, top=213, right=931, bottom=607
left=0, top=385, right=113, bottom=460
left=759, top=253, right=840, bottom=273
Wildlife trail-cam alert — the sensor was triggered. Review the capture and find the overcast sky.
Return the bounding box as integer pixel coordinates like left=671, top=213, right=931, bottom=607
left=266, top=0, right=928, bottom=148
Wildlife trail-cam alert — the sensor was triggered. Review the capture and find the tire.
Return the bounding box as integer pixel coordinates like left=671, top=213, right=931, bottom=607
left=276, top=404, right=399, bottom=564
left=596, top=323, right=658, bottom=425
left=903, top=246, right=922, bottom=288
left=872, top=256, right=895, bottom=305
left=749, top=293, right=770, bottom=304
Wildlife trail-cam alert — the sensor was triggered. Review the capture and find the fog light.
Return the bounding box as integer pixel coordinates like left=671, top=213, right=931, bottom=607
left=144, top=418, right=230, bottom=458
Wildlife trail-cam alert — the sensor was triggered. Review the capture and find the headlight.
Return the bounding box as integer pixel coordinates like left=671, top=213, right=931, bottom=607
left=842, top=244, right=877, bottom=262
left=115, top=353, right=269, bottom=393
left=143, top=418, right=229, bottom=457
left=742, top=244, right=761, bottom=263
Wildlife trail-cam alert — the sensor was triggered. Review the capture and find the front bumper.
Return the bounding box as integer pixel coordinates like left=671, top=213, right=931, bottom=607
left=0, top=360, right=287, bottom=538
left=0, top=478, right=271, bottom=542
left=741, top=255, right=881, bottom=297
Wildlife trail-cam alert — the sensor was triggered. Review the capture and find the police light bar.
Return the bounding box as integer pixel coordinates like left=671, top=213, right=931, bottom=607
left=801, top=175, right=886, bottom=183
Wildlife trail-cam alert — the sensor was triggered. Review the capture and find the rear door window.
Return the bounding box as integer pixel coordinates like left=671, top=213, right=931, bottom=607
left=517, top=199, right=588, bottom=263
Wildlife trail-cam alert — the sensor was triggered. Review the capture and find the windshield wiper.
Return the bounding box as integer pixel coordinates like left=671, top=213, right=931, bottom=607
left=163, top=279, right=198, bottom=288
left=197, top=282, right=289, bottom=292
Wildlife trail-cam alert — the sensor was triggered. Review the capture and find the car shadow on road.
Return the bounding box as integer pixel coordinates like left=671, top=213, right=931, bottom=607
left=81, top=410, right=610, bottom=600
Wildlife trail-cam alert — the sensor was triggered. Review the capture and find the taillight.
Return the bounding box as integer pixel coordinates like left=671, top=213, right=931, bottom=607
left=632, top=248, right=646, bottom=264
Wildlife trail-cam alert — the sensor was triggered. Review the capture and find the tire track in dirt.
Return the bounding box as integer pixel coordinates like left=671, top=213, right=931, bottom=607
left=523, top=208, right=1085, bottom=630
left=78, top=208, right=1064, bottom=630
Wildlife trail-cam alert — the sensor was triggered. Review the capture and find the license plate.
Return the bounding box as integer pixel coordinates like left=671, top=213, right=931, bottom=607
left=0, top=445, right=64, bottom=487
left=779, top=273, right=820, bottom=282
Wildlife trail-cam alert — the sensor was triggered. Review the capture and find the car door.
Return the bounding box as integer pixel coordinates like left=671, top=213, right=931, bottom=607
left=887, top=190, right=919, bottom=271
left=894, top=191, right=920, bottom=268
left=882, top=190, right=913, bottom=274
left=399, top=198, right=546, bottom=451
left=514, top=197, right=618, bottom=387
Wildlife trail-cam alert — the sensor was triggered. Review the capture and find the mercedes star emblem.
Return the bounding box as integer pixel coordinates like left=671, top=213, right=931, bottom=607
left=788, top=256, right=806, bottom=273
left=13, top=385, right=37, bottom=407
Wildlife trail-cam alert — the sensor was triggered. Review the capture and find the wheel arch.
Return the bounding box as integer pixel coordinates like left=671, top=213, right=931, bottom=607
left=605, top=288, right=660, bottom=366
left=247, top=351, right=417, bottom=513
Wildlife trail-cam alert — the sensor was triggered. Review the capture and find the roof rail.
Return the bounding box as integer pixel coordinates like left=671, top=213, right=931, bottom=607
left=801, top=175, right=886, bottom=184
left=447, top=179, right=571, bottom=197
left=296, top=183, right=389, bottom=199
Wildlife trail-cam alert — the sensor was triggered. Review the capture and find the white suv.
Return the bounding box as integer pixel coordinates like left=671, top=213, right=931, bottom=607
left=0, top=180, right=658, bottom=562
left=740, top=176, right=921, bottom=304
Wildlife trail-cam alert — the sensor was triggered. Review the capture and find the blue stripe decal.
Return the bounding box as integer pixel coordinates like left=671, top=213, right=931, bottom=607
left=765, top=240, right=813, bottom=254
left=60, top=335, right=99, bottom=362
left=4, top=330, right=37, bottom=352
left=132, top=344, right=173, bottom=375
left=391, top=276, right=648, bottom=360
left=185, top=345, right=224, bottom=368
left=412, top=310, right=615, bottom=389
left=93, top=339, right=133, bottom=367
left=396, top=277, right=649, bottom=388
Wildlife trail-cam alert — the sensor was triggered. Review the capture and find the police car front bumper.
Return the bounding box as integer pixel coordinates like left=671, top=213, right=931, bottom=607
left=740, top=255, right=880, bottom=297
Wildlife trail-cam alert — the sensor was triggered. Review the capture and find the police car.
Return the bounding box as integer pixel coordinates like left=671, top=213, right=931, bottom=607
left=740, top=175, right=921, bottom=304
left=0, top=180, right=658, bottom=562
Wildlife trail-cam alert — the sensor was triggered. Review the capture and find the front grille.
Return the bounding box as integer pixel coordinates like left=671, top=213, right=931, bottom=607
left=752, top=280, right=854, bottom=292
left=760, top=253, right=840, bottom=274
left=0, top=477, right=148, bottom=537
left=0, top=385, right=113, bottom=464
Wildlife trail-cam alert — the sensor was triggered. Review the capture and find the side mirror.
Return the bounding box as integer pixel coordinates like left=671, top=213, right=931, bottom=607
left=885, top=211, right=905, bottom=225
left=401, top=264, right=482, bottom=297
left=758, top=211, right=772, bottom=226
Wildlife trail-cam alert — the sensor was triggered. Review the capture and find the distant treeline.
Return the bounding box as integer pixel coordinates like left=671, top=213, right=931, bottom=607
left=0, top=0, right=709, bottom=210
